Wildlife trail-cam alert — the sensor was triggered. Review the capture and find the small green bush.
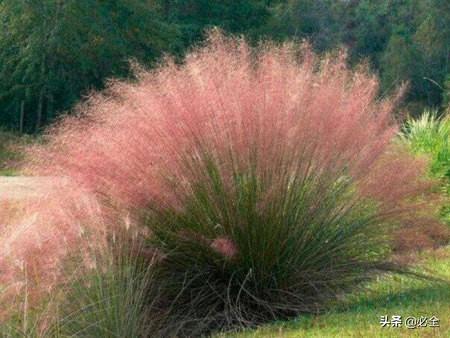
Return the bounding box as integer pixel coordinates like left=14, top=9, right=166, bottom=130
left=400, top=110, right=450, bottom=223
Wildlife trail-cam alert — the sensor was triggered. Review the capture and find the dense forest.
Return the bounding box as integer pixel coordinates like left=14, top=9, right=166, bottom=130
left=0, top=0, right=449, bottom=133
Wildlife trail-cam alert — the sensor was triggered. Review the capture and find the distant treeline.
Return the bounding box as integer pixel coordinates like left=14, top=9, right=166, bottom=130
left=0, top=0, right=449, bottom=133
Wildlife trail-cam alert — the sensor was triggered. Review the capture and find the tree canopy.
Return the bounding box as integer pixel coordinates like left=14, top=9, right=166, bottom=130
left=0, top=0, right=178, bottom=132
left=0, top=0, right=449, bottom=132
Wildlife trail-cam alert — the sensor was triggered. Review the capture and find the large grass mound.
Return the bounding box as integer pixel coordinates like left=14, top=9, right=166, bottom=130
left=1, top=31, right=440, bottom=336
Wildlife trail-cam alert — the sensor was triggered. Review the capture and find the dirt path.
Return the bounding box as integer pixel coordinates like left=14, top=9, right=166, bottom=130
left=0, top=176, right=62, bottom=201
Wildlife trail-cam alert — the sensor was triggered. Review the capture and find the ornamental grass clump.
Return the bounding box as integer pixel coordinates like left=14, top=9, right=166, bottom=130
left=29, top=31, right=433, bottom=334
left=400, top=110, right=450, bottom=224
left=400, top=110, right=450, bottom=182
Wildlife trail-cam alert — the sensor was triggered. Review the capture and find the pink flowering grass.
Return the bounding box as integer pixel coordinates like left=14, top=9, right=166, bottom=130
left=0, top=182, right=106, bottom=322
left=26, top=31, right=437, bottom=334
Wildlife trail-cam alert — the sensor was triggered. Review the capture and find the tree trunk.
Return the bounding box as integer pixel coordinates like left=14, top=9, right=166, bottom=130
left=19, top=100, right=25, bottom=134
left=47, top=92, right=54, bottom=122
left=36, top=53, right=46, bottom=132
left=36, top=87, right=44, bottom=132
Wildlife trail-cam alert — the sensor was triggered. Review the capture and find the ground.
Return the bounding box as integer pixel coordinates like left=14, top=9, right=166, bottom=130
left=0, top=176, right=60, bottom=201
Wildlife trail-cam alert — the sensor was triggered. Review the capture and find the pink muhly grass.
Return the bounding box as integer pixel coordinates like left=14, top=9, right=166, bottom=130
left=28, top=33, right=424, bottom=214
left=25, top=31, right=437, bottom=333
left=0, top=182, right=106, bottom=320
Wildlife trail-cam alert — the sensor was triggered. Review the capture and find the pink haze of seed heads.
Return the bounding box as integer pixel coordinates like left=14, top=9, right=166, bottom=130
left=29, top=32, right=427, bottom=214
left=0, top=183, right=106, bottom=320
left=2, top=31, right=429, bottom=315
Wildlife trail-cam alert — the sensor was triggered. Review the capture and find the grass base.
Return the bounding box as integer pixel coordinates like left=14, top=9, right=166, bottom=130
left=220, top=246, right=450, bottom=337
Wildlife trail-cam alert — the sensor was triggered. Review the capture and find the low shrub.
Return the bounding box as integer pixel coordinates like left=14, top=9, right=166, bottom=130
left=28, top=31, right=435, bottom=335
left=401, top=111, right=450, bottom=179
left=400, top=110, right=450, bottom=224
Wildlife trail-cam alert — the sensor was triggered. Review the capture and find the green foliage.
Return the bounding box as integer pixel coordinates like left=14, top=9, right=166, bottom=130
left=1, top=0, right=449, bottom=131
left=0, top=0, right=179, bottom=132
left=400, top=110, right=450, bottom=223
left=444, top=75, right=450, bottom=108
left=0, top=129, right=31, bottom=175
left=157, top=0, right=270, bottom=47
left=0, top=131, right=19, bottom=166
left=143, top=153, right=396, bottom=335
left=401, top=111, right=450, bottom=186
left=0, top=246, right=165, bottom=338
left=55, top=251, right=159, bottom=337
left=355, top=0, right=449, bottom=111
left=380, top=33, right=419, bottom=93
left=268, top=0, right=450, bottom=114
left=262, top=0, right=343, bottom=51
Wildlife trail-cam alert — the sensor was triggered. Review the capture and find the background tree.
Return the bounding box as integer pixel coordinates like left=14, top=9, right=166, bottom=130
left=0, top=0, right=449, bottom=132
left=412, top=0, right=450, bottom=108
left=264, top=0, right=343, bottom=51
left=269, top=0, right=449, bottom=115
left=157, top=0, right=270, bottom=46
left=0, top=0, right=179, bottom=132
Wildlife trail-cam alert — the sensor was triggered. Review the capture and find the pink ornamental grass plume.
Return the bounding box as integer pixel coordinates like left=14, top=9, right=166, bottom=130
left=29, top=34, right=415, bottom=211
left=26, top=31, right=436, bottom=333
left=0, top=182, right=106, bottom=320
left=28, top=32, right=429, bottom=231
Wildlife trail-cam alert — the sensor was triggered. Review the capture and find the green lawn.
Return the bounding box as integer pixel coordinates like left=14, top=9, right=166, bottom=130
left=220, top=247, right=450, bottom=338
